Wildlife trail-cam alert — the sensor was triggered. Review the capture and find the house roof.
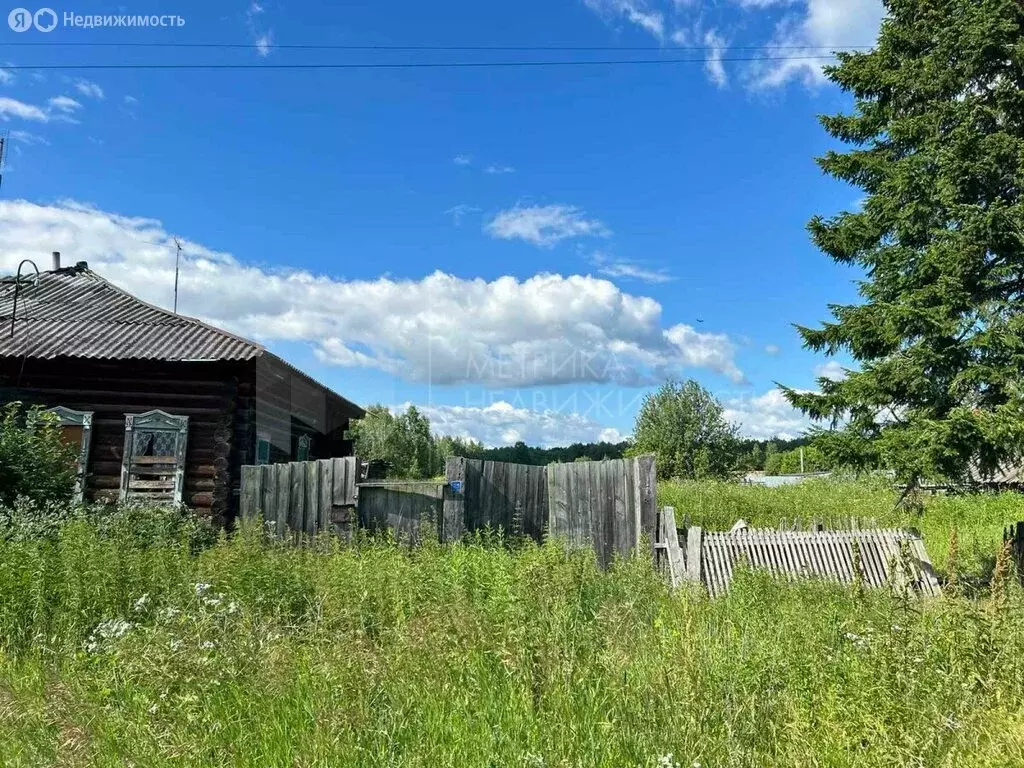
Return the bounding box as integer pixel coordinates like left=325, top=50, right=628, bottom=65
left=0, top=262, right=365, bottom=418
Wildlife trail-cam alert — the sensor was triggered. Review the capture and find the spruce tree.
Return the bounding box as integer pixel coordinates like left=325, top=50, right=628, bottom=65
left=784, top=0, right=1024, bottom=484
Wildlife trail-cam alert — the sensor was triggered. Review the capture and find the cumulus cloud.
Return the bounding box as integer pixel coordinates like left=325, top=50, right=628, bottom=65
left=486, top=204, right=610, bottom=248
left=814, top=360, right=847, bottom=381
left=764, top=344, right=781, bottom=355
left=413, top=401, right=627, bottom=448
left=73, top=79, right=105, bottom=100
left=0, top=199, right=746, bottom=388
left=723, top=388, right=814, bottom=440
left=0, top=68, right=13, bottom=85
left=746, top=0, right=883, bottom=88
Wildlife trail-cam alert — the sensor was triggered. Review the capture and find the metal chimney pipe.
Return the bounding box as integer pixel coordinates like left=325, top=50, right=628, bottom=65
left=51, top=251, right=61, bottom=271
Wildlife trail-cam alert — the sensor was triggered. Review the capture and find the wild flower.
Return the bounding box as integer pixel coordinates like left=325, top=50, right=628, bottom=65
left=133, top=594, right=151, bottom=613
left=84, top=618, right=135, bottom=653
left=194, top=583, right=212, bottom=596
left=656, top=754, right=680, bottom=768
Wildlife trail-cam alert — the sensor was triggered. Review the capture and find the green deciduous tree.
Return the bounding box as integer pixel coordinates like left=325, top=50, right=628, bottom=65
left=784, top=0, right=1024, bottom=484
left=629, top=379, right=738, bottom=479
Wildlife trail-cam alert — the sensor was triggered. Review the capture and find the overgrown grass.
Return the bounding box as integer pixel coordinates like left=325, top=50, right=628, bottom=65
left=659, top=479, right=1023, bottom=579
left=1, top=508, right=1024, bottom=767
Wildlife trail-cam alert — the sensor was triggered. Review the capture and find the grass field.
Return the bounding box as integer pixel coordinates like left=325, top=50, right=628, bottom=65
left=1, top=485, right=1023, bottom=767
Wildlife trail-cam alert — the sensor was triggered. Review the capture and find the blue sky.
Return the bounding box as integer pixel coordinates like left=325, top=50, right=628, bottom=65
left=0, top=0, right=883, bottom=446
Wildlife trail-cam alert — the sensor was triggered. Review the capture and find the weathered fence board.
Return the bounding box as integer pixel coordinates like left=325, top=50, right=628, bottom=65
left=239, top=457, right=360, bottom=538
left=242, top=454, right=655, bottom=566
left=358, top=481, right=444, bottom=543
left=1005, top=522, right=1023, bottom=584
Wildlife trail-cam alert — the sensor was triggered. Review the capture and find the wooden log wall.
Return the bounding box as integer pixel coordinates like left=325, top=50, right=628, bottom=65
left=0, top=358, right=243, bottom=526
left=240, top=457, right=360, bottom=539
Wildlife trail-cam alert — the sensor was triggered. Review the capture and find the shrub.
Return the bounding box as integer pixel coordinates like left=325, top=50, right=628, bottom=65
left=0, top=401, right=77, bottom=507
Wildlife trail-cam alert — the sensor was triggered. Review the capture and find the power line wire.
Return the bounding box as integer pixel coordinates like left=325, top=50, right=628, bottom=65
left=0, top=55, right=840, bottom=72
left=0, top=41, right=872, bottom=51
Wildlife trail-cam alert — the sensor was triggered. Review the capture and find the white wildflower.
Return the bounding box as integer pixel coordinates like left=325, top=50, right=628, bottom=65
left=657, top=754, right=680, bottom=768
left=200, top=640, right=215, bottom=650
left=194, top=583, right=211, bottom=596
left=133, top=594, right=151, bottom=613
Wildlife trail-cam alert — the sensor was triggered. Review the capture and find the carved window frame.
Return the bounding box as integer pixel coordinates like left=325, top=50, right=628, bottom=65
left=47, top=406, right=93, bottom=505
left=119, top=410, right=189, bottom=506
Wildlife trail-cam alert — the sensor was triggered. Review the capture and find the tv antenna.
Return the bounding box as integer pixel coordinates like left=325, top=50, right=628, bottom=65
left=173, top=238, right=182, bottom=313
left=0, top=130, right=8, bottom=190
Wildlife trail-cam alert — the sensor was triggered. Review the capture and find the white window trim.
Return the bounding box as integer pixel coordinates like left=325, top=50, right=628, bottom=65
left=47, top=406, right=93, bottom=505
left=120, top=410, right=189, bottom=506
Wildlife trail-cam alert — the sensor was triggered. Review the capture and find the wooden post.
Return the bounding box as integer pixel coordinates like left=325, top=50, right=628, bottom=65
left=660, top=506, right=686, bottom=588
left=685, top=525, right=703, bottom=585
left=240, top=465, right=261, bottom=521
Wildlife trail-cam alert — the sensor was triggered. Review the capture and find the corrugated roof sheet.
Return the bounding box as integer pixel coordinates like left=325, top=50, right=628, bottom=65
left=0, top=264, right=263, bottom=361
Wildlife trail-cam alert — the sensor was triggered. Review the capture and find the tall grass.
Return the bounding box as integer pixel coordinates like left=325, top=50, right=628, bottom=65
left=1, top=512, right=1023, bottom=767
left=659, top=479, right=1023, bottom=578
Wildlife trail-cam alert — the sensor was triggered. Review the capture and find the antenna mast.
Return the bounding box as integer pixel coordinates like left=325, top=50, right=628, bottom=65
left=0, top=130, right=8, bottom=191
left=173, top=238, right=182, bottom=313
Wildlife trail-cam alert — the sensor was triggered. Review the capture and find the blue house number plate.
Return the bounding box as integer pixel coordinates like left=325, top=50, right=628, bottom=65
left=450, top=480, right=464, bottom=493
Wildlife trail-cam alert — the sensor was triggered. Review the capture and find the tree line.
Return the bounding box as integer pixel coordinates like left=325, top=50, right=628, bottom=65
left=347, top=381, right=822, bottom=481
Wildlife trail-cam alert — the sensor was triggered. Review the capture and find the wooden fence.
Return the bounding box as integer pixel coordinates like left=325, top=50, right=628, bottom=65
left=358, top=481, right=445, bottom=543
left=444, top=455, right=656, bottom=567
left=240, top=457, right=360, bottom=539
left=669, top=517, right=941, bottom=597
left=240, top=454, right=657, bottom=566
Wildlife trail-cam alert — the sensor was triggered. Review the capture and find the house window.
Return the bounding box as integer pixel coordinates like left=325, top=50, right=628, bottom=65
left=256, top=434, right=271, bottom=465
left=296, top=433, right=311, bottom=462
left=120, top=410, right=189, bottom=506
left=47, top=406, right=93, bottom=505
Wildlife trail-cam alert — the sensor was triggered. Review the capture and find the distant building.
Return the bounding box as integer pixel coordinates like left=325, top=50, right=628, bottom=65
left=0, top=258, right=364, bottom=525
left=742, top=472, right=832, bottom=487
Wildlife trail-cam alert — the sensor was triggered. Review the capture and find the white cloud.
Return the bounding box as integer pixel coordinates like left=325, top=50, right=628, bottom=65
left=747, top=0, right=883, bottom=88
left=764, top=343, right=781, bottom=356
left=0, top=199, right=746, bottom=388
left=0, top=68, right=14, bottom=85
left=246, top=0, right=274, bottom=57
left=254, top=34, right=274, bottom=57
left=703, top=29, right=728, bottom=87
left=123, top=95, right=139, bottom=105
left=484, top=164, right=516, bottom=175
left=584, top=0, right=665, bottom=40
left=814, top=360, right=847, bottom=381
left=73, top=79, right=104, bottom=100
left=444, top=204, right=482, bottom=226
left=412, top=401, right=627, bottom=448
left=723, top=388, right=814, bottom=440
left=590, top=252, right=673, bottom=284
left=486, top=204, right=610, bottom=248
left=0, top=97, right=48, bottom=122
left=47, top=96, right=82, bottom=113
left=9, top=130, right=49, bottom=146
left=453, top=154, right=473, bottom=166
